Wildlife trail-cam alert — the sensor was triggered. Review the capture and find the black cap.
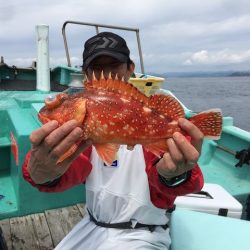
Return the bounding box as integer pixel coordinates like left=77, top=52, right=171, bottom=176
left=82, top=32, right=131, bottom=70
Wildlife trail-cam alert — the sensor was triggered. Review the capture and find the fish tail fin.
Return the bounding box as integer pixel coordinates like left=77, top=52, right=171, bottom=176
left=189, top=109, right=222, bottom=140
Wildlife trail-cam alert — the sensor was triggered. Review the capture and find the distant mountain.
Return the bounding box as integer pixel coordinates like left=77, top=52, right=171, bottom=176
left=148, top=71, right=250, bottom=78
left=229, top=71, right=250, bottom=77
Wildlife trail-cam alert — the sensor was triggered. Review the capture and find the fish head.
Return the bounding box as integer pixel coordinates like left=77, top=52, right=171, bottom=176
left=38, top=92, right=87, bottom=126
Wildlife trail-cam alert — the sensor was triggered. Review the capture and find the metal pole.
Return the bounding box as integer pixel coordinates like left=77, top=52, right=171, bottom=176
left=216, top=144, right=236, bottom=156
left=62, top=22, right=71, bottom=67
left=62, top=21, right=145, bottom=73
left=95, top=26, right=99, bottom=34
left=135, top=30, right=144, bottom=74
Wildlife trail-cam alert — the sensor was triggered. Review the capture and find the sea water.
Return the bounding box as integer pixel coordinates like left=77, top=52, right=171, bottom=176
left=162, top=76, right=250, bottom=132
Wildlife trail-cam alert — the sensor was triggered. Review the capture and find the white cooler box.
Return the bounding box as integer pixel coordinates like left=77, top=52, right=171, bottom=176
left=174, top=183, right=243, bottom=219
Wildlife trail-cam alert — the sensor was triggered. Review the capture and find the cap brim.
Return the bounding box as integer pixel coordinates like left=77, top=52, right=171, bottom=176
left=83, top=51, right=128, bottom=70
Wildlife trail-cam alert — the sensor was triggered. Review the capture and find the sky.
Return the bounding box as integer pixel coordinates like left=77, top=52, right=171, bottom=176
left=1, top=0, right=250, bottom=74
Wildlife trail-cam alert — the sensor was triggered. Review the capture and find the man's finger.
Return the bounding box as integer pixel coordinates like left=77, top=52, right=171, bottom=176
left=30, top=120, right=58, bottom=146
left=167, top=138, right=184, bottom=164
left=178, top=118, right=204, bottom=153
left=173, top=132, right=200, bottom=163
left=156, top=152, right=177, bottom=178
left=42, top=120, right=79, bottom=152
left=49, top=127, right=83, bottom=159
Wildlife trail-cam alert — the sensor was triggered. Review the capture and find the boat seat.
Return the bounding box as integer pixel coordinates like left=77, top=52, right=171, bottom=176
left=170, top=209, right=250, bottom=250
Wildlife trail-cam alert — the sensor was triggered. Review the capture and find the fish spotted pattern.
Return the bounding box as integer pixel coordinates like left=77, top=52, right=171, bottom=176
left=38, top=74, right=222, bottom=165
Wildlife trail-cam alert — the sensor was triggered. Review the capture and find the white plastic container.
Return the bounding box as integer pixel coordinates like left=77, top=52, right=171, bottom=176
left=174, top=183, right=243, bottom=219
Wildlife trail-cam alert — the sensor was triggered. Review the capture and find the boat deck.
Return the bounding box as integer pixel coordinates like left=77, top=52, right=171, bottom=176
left=0, top=204, right=85, bottom=250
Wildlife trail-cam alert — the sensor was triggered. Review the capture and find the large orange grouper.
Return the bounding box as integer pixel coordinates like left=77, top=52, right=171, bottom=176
left=38, top=73, right=222, bottom=165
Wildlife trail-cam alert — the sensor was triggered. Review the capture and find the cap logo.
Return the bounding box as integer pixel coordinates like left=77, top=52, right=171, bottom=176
left=88, top=37, right=118, bottom=53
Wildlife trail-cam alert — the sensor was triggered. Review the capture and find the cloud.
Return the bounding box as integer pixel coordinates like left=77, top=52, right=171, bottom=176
left=183, top=59, right=193, bottom=66
left=145, top=14, right=250, bottom=49
left=0, top=2, right=15, bottom=22
left=1, top=0, right=250, bottom=72
left=184, top=49, right=250, bottom=65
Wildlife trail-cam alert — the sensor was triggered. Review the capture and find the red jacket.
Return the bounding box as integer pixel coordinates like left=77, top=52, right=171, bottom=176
left=22, top=147, right=204, bottom=209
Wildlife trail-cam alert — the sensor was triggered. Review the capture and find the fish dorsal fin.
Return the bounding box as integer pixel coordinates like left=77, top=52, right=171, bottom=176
left=85, top=76, right=149, bottom=104
left=149, top=94, right=185, bottom=120
left=94, top=143, right=120, bottom=166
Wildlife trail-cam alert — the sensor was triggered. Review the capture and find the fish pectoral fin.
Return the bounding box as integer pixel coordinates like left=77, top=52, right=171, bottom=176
left=94, top=143, right=120, bottom=166
left=144, top=140, right=168, bottom=157
left=56, top=143, right=79, bottom=164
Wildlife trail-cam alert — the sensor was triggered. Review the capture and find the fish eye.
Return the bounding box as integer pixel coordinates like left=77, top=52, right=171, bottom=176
left=46, top=95, right=56, bottom=102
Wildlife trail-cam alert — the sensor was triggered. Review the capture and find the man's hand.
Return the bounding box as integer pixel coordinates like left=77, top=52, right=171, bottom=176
left=156, top=118, right=204, bottom=179
left=28, top=120, right=92, bottom=184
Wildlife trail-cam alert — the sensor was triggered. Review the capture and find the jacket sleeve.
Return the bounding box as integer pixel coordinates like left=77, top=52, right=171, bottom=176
left=143, top=148, right=204, bottom=209
left=22, top=147, right=92, bottom=193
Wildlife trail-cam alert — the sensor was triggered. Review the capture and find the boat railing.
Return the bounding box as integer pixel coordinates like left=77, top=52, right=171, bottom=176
left=62, top=20, right=145, bottom=73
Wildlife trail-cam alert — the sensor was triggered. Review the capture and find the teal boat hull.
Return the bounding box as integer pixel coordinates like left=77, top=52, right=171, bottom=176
left=0, top=66, right=249, bottom=220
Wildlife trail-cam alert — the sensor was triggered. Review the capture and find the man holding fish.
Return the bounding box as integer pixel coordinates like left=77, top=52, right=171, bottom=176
left=23, top=32, right=222, bottom=249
